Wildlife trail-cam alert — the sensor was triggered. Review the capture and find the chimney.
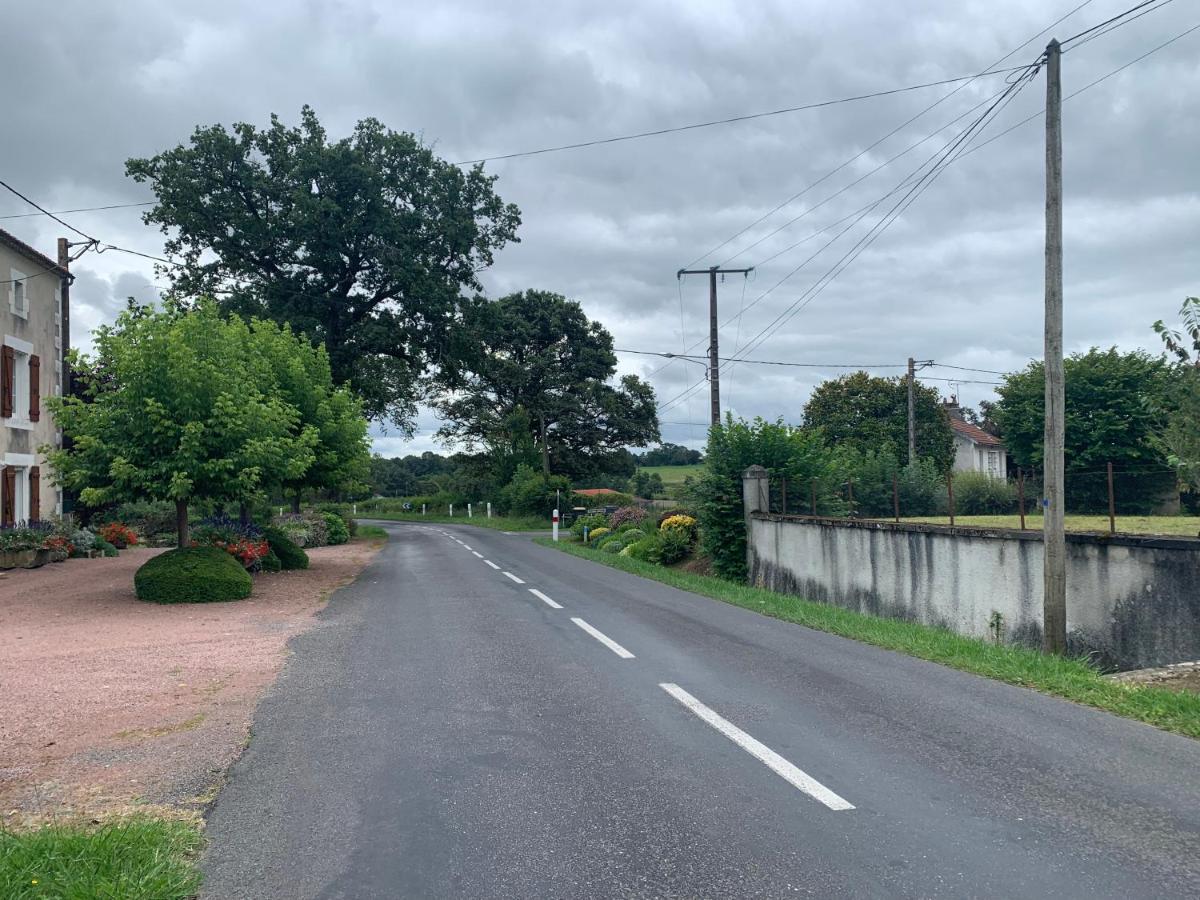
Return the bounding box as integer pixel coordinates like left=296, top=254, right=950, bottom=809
left=943, top=395, right=964, bottom=421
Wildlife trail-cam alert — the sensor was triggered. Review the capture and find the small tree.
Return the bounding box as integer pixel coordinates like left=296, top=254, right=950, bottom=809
left=692, top=416, right=836, bottom=580
left=1154, top=297, right=1200, bottom=491
left=249, top=320, right=370, bottom=510
left=47, top=304, right=316, bottom=547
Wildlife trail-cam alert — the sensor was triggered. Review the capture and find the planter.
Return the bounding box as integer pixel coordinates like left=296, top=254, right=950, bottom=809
left=24, top=549, right=51, bottom=569
left=0, top=549, right=37, bottom=569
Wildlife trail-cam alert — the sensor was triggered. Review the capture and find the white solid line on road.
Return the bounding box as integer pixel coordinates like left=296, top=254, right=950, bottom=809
left=571, top=618, right=635, bottom=659
left=472, top=551, right=484, bottom=558
left=529, top=588, right=563, bottom=609
left=484, top=560, right=501, bottom=569
left=659, top=683, right=854, bottom=811
left=503, top=571, right=526, bottom=584
left=504, top=531, right=518, bottom=535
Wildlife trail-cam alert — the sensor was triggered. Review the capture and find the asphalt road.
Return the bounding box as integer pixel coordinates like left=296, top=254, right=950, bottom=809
left=201, top=522, right=1200, bottom=899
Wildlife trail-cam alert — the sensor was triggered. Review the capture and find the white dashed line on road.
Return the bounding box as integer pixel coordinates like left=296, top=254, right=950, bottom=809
left=472, top=551, right=484, bottom=558
left=484, top=560, right=501, bottom=570
left=462, top=544, right=472, bottom=551
left=502, top=571, right=525, bottom=584
left=659, top=683, right=854, bottom=811
left=529, top=589, right=562, bottom=609
left=571, top=618, right=635, bottom=659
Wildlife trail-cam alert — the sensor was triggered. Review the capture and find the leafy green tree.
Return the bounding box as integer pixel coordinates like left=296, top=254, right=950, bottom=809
left=802, top=371, right=954, bottom=473
left=1153, top=297, right=1200, bottom=491
left=629, top=470, right=665, bottom=498
left=638, top=443, right=703, bottom=466
left=248, top=320, right=370, bottom=509
left=47, top=305, right=316, bottom=547
left=993, top=348, right=1173, bottom=511
left=126, top=106, right=522, bottom=430
left=692, top=416, right=837, bottom=580
left=434, top=290, right=659, bottom=480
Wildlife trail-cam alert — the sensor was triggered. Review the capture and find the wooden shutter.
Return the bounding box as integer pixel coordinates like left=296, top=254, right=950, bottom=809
left=29, top=354, right=39, bottom=422
left=1, top=345, right=12, bottom=419
left=29, top=466, right=40, bottom=522
left=1, top=467, right=14, bottom=527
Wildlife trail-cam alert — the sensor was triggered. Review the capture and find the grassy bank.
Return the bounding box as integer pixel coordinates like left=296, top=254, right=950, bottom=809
left=360, top=512, right=549, bottom=532
left=535, top=538, right=1200, bottom=739
left=0, top=817, right=203, bottom=899
left=896, top=514, right=1200, bottom=537
left=354, top=524, right=389, bottom=540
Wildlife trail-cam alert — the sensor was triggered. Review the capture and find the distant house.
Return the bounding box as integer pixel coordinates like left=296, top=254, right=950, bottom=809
left=944, top=399, right=1006, bottom=479
left=0, top=228, right=69, bottom=524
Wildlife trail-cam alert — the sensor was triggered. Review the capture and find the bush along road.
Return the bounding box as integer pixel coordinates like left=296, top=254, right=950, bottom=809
left=198, top=522, right=1200, bottom=899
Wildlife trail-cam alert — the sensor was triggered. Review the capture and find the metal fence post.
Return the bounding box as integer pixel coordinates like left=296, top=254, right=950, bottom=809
left=1107, top=461, right=1116, bottom=534
left=1018, top=469, right=1026, bottom=530
left=892, top=471, right=900, bottom=522
left=947, top=473, right=955, bottom=526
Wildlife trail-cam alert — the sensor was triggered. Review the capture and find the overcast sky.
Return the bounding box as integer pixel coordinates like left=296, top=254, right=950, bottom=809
left=3, top=0, right=1196, bottom=457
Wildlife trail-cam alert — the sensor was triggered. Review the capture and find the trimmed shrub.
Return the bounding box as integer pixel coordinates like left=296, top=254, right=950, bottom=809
left=94, top=537, right=119, bottom=557
left=657, top=506, right=695, bottom=526
left=134, top=547, right=252, bottom=604
left=601, top=539, right=625, bottom=554
left=263, top=526, right=309, bottom=570
left=259, top=549, right=282, bottom=573
left=98, top=522, right=139, bottom=549
left=595, top=533, right=621, bottom=550
left=587, top=527, right=611, bottom=545
left=622, top=534, right=663, bottom=563
left=323, top=512, right=350, bottom=545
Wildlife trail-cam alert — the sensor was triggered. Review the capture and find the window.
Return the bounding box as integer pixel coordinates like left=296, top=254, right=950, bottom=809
left=987, top=450, right=1000, bottom=477
left=2, top=336, right=36, bottom=427
left=9, top=271, right=28, bottom=318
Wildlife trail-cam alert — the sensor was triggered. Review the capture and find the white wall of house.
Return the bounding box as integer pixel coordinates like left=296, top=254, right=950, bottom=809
left=951, top=434, right=1007, bottom=479
left=1, top=240, right=65, bottom=523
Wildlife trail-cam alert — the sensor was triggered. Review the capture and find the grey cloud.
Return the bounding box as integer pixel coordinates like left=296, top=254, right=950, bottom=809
left=1, top=0, right=1195, bottom=453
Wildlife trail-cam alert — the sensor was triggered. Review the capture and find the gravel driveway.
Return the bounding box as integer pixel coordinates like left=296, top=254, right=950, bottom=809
left=0, top=541, right=381, bottom=825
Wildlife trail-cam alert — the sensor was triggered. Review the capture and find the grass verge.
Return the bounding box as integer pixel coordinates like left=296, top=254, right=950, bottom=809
left=360, top=512, right=549, bottom=532
left=897, top=514, right=1200, bottom=537
left=354, top=524, right=389, bottom=540
left=535, top=538, right=1200, bottom=739
left=0, top=817, right=203, bottom=899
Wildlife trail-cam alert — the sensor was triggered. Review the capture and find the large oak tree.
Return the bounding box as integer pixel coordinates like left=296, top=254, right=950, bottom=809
left=434, top=290, right=660, bottom=481
left=126, top=106, right=521, bottom=430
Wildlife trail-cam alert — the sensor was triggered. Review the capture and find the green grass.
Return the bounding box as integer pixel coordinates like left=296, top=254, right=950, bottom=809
left=358, top=511, right=550, bottom=532
left=535, top=538, right=1200, bottom=739
left=638, top=463, right=704, bottom=485
left=897, top=514, right=1200, bottom=537
left=0, top=817, right=203, bottom=900
left=354, top=524, right=389, bottom=540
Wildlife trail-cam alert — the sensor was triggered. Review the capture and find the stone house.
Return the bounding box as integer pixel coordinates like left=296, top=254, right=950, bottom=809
left=0, top=228, right=69, bottom=524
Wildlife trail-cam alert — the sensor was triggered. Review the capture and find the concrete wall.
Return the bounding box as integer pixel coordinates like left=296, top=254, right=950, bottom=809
left=744, top=505, right=1200, bottom=671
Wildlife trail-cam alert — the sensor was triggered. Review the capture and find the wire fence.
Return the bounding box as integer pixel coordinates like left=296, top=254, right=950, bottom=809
left=763, top=463, right=1188, bottom=532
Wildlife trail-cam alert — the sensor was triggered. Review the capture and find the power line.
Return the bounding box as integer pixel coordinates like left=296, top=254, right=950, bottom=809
left=0, top=201, right=154, bottom=221
left=660, top=64, right=1041, bottom=413
left=0, top=179, right=97, bottom=242
left=451, top=67, right=1034, bottom=166
left=662, top=18, right=1199, bottom=412
left=680, top=0, right=1099, bottom=274
left=1060, top=0, right=1171, bottom=48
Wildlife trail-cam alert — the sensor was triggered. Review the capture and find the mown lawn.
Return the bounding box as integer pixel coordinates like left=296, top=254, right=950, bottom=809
left=0, top=817, right=203, bottom=900
left=897, top=514, right=1200, bottom=537
left=536, top=538, right=1200, bottom=740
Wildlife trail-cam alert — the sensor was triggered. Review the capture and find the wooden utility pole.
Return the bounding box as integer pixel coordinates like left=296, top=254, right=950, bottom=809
left=906, top=357, right=933, bottom=464
left=678, top=265, right=754, bottom=425
left=1042, top=38, right=1067, bottom=655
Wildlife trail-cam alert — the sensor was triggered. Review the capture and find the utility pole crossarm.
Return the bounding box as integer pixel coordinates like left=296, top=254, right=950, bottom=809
left=678, top=266, right=754, bottom=426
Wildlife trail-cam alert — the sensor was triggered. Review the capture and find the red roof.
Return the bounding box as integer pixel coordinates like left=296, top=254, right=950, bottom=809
left=574, top=488, right=623, bottom=496
left=950, top=417, right=1003, bottom=447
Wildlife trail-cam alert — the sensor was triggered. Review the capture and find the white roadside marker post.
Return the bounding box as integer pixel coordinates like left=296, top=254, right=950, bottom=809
left=552, top=508, right=560, bottom=542
left=421, top=504, right=426, bottom=516
left=468, top=503, right=473, bottom=518
left=449, top=504, right=454, bottom=517
left=487, top=502, right=492, bottom=519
